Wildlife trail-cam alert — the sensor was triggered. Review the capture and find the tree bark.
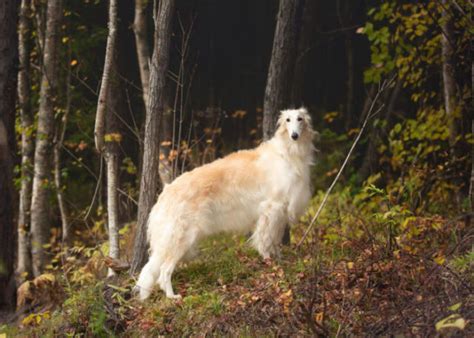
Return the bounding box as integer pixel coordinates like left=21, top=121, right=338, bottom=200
left=95, top=0, right=118, bottom=153
left=133, top=0, right=150, bottom=105
left=17, top=0, right=34, bottom=281
left=134, top=0, right=173, bottom=184
left=441, top=0, right=458, bottom=148
left=344, top=36, right=354, bottom=130
left=359, top=81, right=402, bottom=179
left=470, top=60, right=473, bottom=212
left=291, top=0, right=316, bottom=106
left=470, top=119, right=474, bottom=212
left=95, top=0, right=120, bottom=277
left=105, top=152, right=119, bottom=277
left=105, top=40, right=123, bottom=277
left=53, top=46, right=71, bottom=245
left=131, top=0, right=175, bottom=274
left=32, top=0, right=46, bottom=63
left=263, top=0, right=302, bottom=140
left=0, top=0, right=18, bottom=311
left=263, top=0, right=302, bottom=245
left=30, top=0, right=62, bottom=277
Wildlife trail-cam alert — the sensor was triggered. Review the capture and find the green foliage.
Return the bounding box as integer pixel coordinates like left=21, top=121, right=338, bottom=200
left=379, top=107, right=469, bottom=213
left=451, top=250, right=474, bottom=274
left=363, top=2, right=440, bottom=89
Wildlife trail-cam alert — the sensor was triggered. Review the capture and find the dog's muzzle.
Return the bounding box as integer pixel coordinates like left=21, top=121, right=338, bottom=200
left=291, top=132, right=299, bottom=140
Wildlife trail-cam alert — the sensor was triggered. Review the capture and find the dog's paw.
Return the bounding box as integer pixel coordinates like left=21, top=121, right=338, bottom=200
left=167, top=293, right=182, bottom=300
left=133, top=285, right=151, bottom=301
left=263, top=257, right=274, bottom=266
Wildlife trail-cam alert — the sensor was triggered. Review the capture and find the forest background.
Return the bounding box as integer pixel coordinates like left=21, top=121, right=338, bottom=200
left=0, top=0, right=472, bottom=335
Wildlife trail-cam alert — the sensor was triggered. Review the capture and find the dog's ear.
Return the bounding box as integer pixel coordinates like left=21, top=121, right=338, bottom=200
left=300, top=107, right=317, bottom=138
left=276, top=110, right=286, bottom=129
left=298, top=107, right=311, bottom=125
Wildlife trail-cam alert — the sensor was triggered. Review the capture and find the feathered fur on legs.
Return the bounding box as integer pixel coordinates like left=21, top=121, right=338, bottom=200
left=251, top=201, right=288, bottom=259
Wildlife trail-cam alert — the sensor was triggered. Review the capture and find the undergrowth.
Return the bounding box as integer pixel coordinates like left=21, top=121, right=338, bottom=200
left=2, top=182, right=472, bottom=336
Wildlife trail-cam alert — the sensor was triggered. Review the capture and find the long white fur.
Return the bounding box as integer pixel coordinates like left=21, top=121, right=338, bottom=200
left=136, top=107, right=316, bottom=300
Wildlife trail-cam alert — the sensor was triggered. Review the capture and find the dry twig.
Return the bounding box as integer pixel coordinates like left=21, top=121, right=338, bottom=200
left=297, top=76, right=396, bottom=247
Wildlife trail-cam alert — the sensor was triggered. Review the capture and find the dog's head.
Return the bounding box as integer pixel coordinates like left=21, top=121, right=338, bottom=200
left=276, top=107, right=315, bottom=142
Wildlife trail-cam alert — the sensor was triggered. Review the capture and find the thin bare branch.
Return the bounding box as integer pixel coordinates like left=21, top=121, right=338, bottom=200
left=297, top=77, right=395, bottom=247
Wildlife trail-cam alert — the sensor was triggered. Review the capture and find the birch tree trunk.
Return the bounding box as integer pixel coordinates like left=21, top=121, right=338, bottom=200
left=105, top=152, right=119, bottom=276
left=263, top=0, right=302, bottom=140
left=0, top=0, right=18, bottom=311
left=131, top=0, right=175, bottom=274
left=441, top=0, right=458, bottom=148
left=94, top=0, right=120, bottom=277
left=105, top=38, right=124, bottom=277
left=17, top=0, right=34, bottom=280
left=95, top=0, right=118, bottom=154
left=30, top=0, right=62, bottom=277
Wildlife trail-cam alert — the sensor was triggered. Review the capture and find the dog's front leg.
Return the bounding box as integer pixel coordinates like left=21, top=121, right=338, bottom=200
left=251, top=201, right=288, bottom=259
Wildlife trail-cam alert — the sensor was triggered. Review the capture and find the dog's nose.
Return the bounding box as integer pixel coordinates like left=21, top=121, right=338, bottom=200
left=291, top=132, right=299, bottom=140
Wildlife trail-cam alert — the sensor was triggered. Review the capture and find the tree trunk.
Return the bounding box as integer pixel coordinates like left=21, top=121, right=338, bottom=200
left=133, top=0, right=172, bottom=184
left=470, top=60, right=473, bottom=212
left=441, top=0, right=458, bottom=148
left=131, top=0, right=175, bottom=274
left=263, top=0, right=302, bottom=140
left=105, top=38, right=124, bottom=277
left=291, top=0, right=316, bottom=106
left=94, top=0, right=118, bottom=153
left=0, top=0, right=18, bottom=311
left=32, top=0, right=46, bottom=63
left=470, top=119, right=474, bottom=212
left=359, top=81, right=401, bottom=179
left=263, top=0, right=302, bottom=245
left=30, top=0, right=62, bottom=277
left=17, top=0, right=34, bottom=281
left=133, top=0, right=150, bottom=105
left=105, top=153, right=120, bottom=277
left=95, top=0, right=120, bottom=277
left=344, top=36, right=354, bottom=130
left=53, top=46, right=71, bottom=245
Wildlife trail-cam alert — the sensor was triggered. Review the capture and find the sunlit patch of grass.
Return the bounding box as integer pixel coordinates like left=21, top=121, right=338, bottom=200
left=173, top=234, right=260, bottom=295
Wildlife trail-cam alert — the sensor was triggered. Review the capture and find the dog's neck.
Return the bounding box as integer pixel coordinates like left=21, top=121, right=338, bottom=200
left=268, top=131, right=315, bottom=175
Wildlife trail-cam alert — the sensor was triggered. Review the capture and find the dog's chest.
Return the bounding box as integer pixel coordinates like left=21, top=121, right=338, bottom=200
left=272, top=157, right=308, bottom=194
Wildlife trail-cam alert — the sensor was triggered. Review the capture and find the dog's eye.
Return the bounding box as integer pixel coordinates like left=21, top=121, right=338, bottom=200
left=297, top=117, right=303, bottom=122
left=286, top=118, right=290, bottom=122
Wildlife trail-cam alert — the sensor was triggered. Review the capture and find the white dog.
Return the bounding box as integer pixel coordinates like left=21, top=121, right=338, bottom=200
left=136, top=107, right=315, bottom=300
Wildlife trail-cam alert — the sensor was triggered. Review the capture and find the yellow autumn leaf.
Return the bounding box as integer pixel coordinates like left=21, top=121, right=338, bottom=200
left=70, top=59, right=78, bottom=66
left=314, top=312, right=324, bottom=323
left=435, top=314, right=466, bottom=331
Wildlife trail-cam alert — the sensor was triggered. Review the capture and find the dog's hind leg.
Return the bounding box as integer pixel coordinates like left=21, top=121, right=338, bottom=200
left=135, top=254, right=161, bottom=300
left=251, top=201, right=287, bottom=259
left=158, top=258, right=181, bottom=299
left=157, top=227, right=198, bottom=299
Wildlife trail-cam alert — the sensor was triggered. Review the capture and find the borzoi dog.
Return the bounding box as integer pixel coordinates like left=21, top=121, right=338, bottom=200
left=136, top=107, right=315, bottom=300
